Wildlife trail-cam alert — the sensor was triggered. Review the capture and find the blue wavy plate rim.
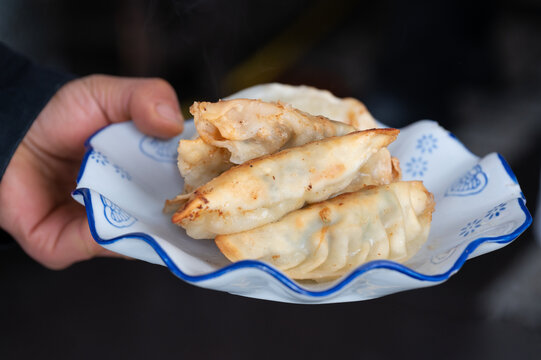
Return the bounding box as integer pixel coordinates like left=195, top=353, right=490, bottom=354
left=73, top=123, right=533, bottom=298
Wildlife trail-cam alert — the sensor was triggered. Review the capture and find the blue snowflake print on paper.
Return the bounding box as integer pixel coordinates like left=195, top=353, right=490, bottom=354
left=445, top=165, right=488, bottom=197
left=459, top=219, right=482, bottom=237
left=90, top=151, right=109, bottom=166
left=100, top=195, right=137, bottom=228
left=405, top=157, right=428, bottom=178
left=416, top=134, right=438, bottom=154
left=485, top=203, right=506, bottom=220
left=113, top=164, right=132, bottom=181
left=139, top=136, right=179, bottom=163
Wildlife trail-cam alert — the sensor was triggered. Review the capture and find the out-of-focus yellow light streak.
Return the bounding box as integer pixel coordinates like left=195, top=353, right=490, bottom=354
left=224, top=0, right=354, bottom=94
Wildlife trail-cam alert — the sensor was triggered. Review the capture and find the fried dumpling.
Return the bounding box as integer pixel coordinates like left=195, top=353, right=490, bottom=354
left=341, top=147, right=401, bottom=194
left=166, top=146, right=401, bottom=214
left=176, top=137, right=231, bottom=193
left=215, top=181, right=434, bottom=280
left=226, top=83, right=377, bottom=130
left=177, top=99, right=357, bottom=192
left=192, top=99, right=357, bottom=164
left=171, top=128, right=399, bottom=239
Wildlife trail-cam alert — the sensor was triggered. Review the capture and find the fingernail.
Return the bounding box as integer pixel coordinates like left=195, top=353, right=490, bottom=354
left=156, top=103, right=183, bottom=125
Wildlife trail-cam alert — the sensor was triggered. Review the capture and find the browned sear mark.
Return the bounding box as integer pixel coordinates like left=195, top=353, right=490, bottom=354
left=319, top=207, right=332, bottom=223
left=316, top=226, right=328, bottom=252
left=312, top=164, right=346, bottom=182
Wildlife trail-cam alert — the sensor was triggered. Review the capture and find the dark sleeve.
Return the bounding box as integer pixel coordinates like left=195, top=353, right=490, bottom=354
left=0, top=42, right=75, bottom=181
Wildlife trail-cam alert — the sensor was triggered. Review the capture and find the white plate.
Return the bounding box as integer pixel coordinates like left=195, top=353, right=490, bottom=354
left=73, top=118, right=531, bottom=304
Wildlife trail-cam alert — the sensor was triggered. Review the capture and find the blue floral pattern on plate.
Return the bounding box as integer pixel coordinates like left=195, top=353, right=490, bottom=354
left=90, top=151, right=109, bottom=166
left=459, top=219, right=482, bottom=237
left=405, top=156, right=428, bottom=178
left=113, top=164, right=132, bottom=181
left=72, top=115, right=532, bottom=304
left=485, top=203, right=506, bottom=220
left=139, top=136, right=178, bottom=163
left=416, top=134, right=438, bottom=154
left=100, top=195, right=137, bottom=228
left=88, top=150, right=132, bottom=181
left=404, top=133, right=439, bottom=179
left=459, top=202, right=508, bottom=237
left=445, top=165, right=488, bottom=197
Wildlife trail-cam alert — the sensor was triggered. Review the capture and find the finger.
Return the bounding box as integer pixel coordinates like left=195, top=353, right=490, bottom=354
left=82, top=74, right=184, bottom=138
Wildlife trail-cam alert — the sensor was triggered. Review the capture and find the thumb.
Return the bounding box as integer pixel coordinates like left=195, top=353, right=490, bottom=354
left=82, top=74, right=184, bottom=138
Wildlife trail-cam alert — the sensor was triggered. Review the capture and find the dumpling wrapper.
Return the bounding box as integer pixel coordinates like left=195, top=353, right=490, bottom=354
left=165, top=146, right=401, bottom=214
left=178, top=99, right=356, bottom=191
left=215, top=181, right=434, bottom=281
left=193, top=99, right=357, bottom=164
left=226, top=83, right=377, bottom=130
left=341, top=147, right=401, bottom=194
left=177, top=138, right=231, bottom=193
left=171, top=128, right=399, bottom=239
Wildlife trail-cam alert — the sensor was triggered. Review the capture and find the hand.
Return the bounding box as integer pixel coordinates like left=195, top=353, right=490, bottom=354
left=0, top=75, right=184, bottom=269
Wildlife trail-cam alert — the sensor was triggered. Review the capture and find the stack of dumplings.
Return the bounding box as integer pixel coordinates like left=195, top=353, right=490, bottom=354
left=166, top=84, right=434, bottom=281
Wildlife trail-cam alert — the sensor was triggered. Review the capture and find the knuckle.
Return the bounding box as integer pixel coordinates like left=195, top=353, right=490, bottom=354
left=146, top=77, right=175, bottom=94
left=82, top=74, right=106, bottom=86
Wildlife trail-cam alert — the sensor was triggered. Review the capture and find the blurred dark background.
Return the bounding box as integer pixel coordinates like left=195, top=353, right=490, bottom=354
left=1, top=0, right=540, bottom=359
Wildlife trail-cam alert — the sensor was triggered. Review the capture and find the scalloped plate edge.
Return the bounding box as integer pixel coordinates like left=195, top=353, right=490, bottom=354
left=72, top=188, right=531, bottom=299
left=72, top=122, right=532, bottom=299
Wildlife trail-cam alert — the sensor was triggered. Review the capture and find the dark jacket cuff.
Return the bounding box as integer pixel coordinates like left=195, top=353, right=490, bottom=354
left=0, top=42, right=75, bottom=181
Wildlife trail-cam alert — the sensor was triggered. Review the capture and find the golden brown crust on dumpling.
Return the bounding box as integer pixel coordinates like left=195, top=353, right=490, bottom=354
left=391, top=157, right=402, bottom=181
left=191, top=99, right=356, bottom=163
left=215, top=181, right=434, bottom=280
left=172, top=128, right=399, bottom=239
left=226, top=83, right=378, bottom=130
left=177, top=98, right=358, bottom=192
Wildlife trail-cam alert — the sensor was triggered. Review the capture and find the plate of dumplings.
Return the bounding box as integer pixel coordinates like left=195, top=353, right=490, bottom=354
left=73, top=83, right=532, bottom=303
